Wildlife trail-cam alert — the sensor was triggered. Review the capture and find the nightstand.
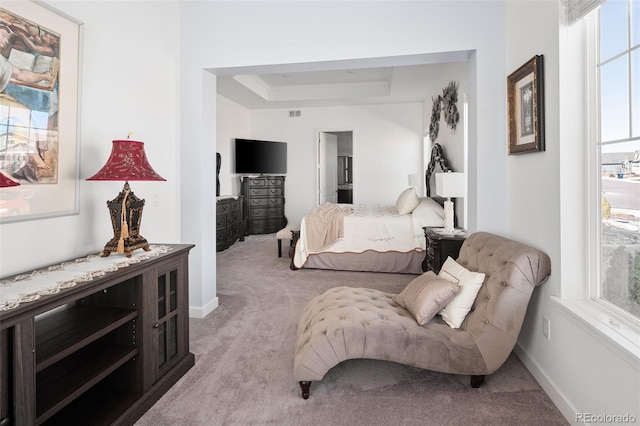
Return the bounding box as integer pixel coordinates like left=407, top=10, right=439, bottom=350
left=422, top=227, right=467, bottom=273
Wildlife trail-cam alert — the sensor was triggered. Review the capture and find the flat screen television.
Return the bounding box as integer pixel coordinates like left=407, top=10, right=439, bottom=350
left=235, top=138, right=287, bottom=174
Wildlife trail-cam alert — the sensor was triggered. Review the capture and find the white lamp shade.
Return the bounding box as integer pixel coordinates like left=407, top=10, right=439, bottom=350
left=435, top=172, right=466, bottom=198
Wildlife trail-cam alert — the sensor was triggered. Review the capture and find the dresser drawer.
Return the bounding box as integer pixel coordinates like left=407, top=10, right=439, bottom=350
left=226, top=222, right=242, bottom=239
left=216, top=213, right=226, bottom=230
left=249, top=218, right=283, bottom=234
left=249, top=207, right=283, bottom=218
left=227, top=210, right=241, bottom=224
left=247, top=177, right=284, bottom=188
left=248, top=197, right=283, bottom=207
left=217, top=198, right=240, bottom=212
left=247, top=187, right=284, bottom=197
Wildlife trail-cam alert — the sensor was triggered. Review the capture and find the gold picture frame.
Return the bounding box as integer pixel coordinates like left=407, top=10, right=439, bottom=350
left=0, top=1, right=82, bottom=222
left=507, top=55, right=545, bottom=155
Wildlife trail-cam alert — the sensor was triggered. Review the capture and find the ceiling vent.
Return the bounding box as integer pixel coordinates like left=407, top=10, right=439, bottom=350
left=289, top=110, right=301, bottom=117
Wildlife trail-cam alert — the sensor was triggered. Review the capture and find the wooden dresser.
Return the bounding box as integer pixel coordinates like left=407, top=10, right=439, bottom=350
left=216, top=196, right=244, bottom=251
left=241, top=176, right=286, bottom=234
left=0, top=244, right=195, bottom=425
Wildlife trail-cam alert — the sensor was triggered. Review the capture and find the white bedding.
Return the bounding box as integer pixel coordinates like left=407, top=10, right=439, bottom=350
left=293, top=198, right=444, bottom=269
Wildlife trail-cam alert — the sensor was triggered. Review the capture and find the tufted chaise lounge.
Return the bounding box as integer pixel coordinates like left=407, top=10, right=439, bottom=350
left=293, top=232, right=551, bottom=399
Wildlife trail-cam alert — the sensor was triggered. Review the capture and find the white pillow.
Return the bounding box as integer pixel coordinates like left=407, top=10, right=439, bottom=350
left=411, top=197, right=445, bottom=227
left=396, top=187, right=420, bottom=215
left=437, top=257, right=485, bottom=329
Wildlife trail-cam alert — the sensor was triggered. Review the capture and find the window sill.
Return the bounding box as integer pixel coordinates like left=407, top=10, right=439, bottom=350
left=552, top=296, right=640, bottom=365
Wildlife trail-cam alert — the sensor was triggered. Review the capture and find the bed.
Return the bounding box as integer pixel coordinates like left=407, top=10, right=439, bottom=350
left=291, top=143, right=452, bottom=274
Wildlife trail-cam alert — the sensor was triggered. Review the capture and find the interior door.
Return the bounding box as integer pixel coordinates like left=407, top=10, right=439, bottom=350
left=318, top=132, right=338, bottom=204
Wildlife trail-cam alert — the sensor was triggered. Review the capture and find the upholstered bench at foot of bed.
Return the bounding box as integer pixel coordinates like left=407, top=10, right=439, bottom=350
left=276, top=224, right=300, bottom=257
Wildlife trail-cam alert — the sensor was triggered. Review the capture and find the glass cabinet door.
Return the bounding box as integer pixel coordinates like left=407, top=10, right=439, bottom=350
left=156, top=269, right=179, bottom=374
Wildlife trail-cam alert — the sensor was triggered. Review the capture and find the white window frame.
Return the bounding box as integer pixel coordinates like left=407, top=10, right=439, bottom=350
left=579, top=1, right=640, bottom=353
left=553, top=0, right=640, bottom=367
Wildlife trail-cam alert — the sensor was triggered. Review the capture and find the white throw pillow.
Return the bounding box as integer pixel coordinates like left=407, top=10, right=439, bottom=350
left=411, top=197, right=445, bottom=227
left=437, top=257, right=485, bottom=329
left=396, top=187, right=420, bottom=215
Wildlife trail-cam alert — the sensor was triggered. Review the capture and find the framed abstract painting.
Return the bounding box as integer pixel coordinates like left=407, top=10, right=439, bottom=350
left=0, top=1, right=82, bottom=222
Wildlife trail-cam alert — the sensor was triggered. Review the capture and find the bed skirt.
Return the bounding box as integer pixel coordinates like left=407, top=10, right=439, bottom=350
left=301, top=249, right=425, bottom=274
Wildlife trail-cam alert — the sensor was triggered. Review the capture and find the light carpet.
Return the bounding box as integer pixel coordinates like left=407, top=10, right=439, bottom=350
left=136, top=234, right=568, bottom=426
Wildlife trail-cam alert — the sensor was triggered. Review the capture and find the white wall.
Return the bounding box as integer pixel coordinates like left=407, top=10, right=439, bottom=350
left=216, top=95, right=250, bottom=197
left=506, top=1, right=640, bottom=422
left=0, top=1, right=181, bottom=277
left=248, top=103, right=423, bottom=224
left=422, top=62, right=469, bottom=173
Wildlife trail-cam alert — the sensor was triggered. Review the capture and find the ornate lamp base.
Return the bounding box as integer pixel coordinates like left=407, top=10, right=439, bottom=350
left=101, top=235, right=151, bottom=258
left=101, top=182, right=151, bottom=257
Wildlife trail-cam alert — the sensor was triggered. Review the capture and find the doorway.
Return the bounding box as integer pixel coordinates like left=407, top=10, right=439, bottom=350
left=318, top=130, right=353, bottom=205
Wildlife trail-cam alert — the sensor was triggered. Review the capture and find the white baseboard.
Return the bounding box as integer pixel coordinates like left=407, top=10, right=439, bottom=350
left=514, top=343, right=577, bottom=425
left=189, top=296, right=219, bottom=319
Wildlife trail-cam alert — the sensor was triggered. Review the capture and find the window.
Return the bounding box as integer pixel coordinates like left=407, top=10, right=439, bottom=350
left=595, top=0, right=640, bottom=323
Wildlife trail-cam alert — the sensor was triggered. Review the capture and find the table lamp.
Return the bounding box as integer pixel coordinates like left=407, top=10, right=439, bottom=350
left=87, top=138, right=165, bottom=257
left=0, top=172, right=20, bottom=187
left=435, top=172, right=465, bottom=233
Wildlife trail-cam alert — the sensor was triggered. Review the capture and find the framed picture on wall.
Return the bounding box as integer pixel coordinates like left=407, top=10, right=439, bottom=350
left=0, top=2, right=82, bottom=222
left=507, top=55, right=545, bottom=155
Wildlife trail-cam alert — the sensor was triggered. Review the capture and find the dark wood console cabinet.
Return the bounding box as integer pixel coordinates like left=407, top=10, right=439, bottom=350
left=0, top=244, right=195, bottom=425
left=241, top=176, right=286, bottom=234
left=423, top=227, right=467, bottom=273
left=216, top=196, right=244, bottom=251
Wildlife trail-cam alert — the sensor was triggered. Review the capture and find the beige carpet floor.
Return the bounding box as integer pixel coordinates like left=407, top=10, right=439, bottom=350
left=135, top=234, right=568, bottom=426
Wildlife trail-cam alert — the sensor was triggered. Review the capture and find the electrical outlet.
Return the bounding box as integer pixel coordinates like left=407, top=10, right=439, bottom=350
left=542, top=317, right=551, bottom=340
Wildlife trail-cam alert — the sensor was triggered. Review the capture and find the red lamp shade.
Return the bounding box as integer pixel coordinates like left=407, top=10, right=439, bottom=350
left=86, top=139, right=165, bottom=181
left=87, top=139, right=164, bottom=258
left=0, top=172, right=20, bottom=187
